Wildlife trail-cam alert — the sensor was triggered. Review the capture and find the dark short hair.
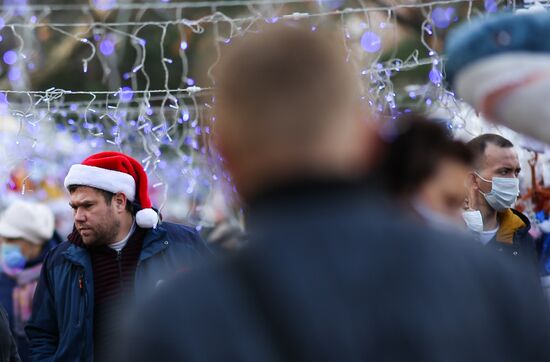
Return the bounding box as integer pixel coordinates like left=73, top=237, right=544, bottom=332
left=381, top=115, right=473, bottom=196
left=466, top=134, right=514, bottom=169
left=67, top=185, right=136, bottom=214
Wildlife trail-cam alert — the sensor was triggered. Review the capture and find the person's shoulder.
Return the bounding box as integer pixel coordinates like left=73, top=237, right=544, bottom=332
left=427, top=227, right=539, bottom=291
left=380, top=221, right=547, bottom=314
left=159, top=221, right=200, bottom=238
left=151, top=221, right=200, bottom=242
left=154, top=222, right=210, bottom=255
left=419, top=227, right=497, bottom=265
left=389, top=219, right=510, bottom=276
left=43, top=241, right=73, bottom=268
left=146, top=255, right=243, bottom=319
left=127, top=257, right=246, bottom=359
left=165, top=245, right=254, bottom=296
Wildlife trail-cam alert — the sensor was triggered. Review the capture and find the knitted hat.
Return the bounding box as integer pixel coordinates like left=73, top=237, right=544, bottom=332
left=64, top=151, right=159, bottom=228
left=0, top=200, right=55, bottom=244
left=445, top=11, right=550, bottom=143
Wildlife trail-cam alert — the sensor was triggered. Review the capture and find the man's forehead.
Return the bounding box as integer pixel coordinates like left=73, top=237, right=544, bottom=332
left=69, top=186, right=103, bottom=200
left=482, top=143, right=519, bottom=169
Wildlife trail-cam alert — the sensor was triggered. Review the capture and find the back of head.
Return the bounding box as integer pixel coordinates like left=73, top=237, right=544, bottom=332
left=467, top=133, right=514, bottom=171
left=382, top=115, right=473, bottom=196
left=214, top=23, right=371, bottom=200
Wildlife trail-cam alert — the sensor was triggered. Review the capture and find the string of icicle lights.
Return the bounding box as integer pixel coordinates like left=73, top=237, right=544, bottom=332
left=0, top=0, right=518, bottom=226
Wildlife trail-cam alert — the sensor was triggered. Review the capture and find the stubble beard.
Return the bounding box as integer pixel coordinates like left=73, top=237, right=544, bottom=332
left=80, top=214, right=121, bottom=247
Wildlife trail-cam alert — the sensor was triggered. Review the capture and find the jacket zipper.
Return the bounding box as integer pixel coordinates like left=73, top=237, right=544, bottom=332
left=77, top=270, right=86, bottom=325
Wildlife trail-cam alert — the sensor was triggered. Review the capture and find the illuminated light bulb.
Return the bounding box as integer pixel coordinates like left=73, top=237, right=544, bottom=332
left=3, top=50, right=17, bottom=65
left=99, top=37, right=115, bottom=56
left=432, top=7, right=455, bottom=29
left=429, top=68, right=442, bottom=84
left=8, top=68, right=21, bottom=81
left=317, top=0, right=344, bottom=10
left=119, top=87, right=133, bottom=103
left=93, top=0, right=116, bottom=11
left=485, top=0, right=497, bottom=13
left=360, top=31, right=381, bottom=53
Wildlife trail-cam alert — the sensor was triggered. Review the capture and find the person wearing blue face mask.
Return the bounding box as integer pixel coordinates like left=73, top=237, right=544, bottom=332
left=0, top=201, right=60, bottom=361
left=465, top=134, right=537, bottom=266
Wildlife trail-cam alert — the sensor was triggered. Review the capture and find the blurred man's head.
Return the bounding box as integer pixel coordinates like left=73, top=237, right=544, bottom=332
left=381, top=116, right=473, bottom=225
left=466, top=134, right=520, bottom=212
left=213, top=24, right=377, bottom=201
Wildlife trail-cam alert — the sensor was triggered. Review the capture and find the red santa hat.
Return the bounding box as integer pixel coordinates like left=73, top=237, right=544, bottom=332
left=64, top=151, right=159, bottom=228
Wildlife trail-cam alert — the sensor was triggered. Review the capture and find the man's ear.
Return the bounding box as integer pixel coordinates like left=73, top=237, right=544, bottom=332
left=467, top=173, right=479, bottom=191
left=465, top=173, right=482, bottom=211
left=113, top=193, right=128, bottom=213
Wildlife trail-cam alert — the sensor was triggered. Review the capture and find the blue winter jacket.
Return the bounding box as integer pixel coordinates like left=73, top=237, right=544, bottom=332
left=25, top=222, right=210, bottom=361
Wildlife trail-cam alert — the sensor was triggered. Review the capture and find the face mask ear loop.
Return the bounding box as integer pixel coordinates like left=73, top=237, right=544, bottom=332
left=474, top=171, right=492, bottom=184
left=473, top=172, right=489, bottom=197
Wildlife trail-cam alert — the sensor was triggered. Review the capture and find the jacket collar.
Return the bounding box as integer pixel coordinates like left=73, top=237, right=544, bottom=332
left=139, top=223, right=169, bottom=262
left=496, top=208, right=531, bottom=244
left=63, top=243, right=92, bottom=268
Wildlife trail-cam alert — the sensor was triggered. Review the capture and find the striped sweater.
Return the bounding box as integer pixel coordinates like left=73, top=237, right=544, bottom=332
left=69, top=227, right=145, bottom=361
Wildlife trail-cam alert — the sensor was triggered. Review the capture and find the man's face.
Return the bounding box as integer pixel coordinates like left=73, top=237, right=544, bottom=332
left=69, top=186, right=120, bottom=247
left=475, top=143, right=521, bottom=194
left=417, top=159, right=471, bottom=224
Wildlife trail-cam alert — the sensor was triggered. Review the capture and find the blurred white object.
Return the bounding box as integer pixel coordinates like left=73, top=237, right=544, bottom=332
left=520, top=135, right=546, bottom=153
left=0, top=200, right=55, bottom=244
left=539, top=219, right=550, bottom=233
left=516, top=1, right=547, bottom=14
left=455, top=53, right=550, bottom=143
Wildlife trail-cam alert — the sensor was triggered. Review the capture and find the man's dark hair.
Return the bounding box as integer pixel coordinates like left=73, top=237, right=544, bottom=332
left=381, top=115, right=473, bottom=196
left=68, top=185, right=135, bottom=214
left=466, top=133, right=514, bottom=169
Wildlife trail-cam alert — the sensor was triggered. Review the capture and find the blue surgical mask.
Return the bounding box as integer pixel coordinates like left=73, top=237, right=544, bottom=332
left=1, top=243, right=26, bottom=271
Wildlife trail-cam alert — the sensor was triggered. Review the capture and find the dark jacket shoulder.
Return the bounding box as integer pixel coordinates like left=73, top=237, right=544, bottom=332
left=160, top=222, right=202, bottom=242
left=491, top=208, right=537, bottom=265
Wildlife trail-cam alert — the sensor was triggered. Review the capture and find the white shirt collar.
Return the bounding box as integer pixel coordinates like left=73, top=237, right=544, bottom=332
left=108, top=222, right=136, bottom=252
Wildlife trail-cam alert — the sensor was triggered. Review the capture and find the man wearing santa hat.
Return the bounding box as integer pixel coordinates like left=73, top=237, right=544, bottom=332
left=25, top=151, right=210, bottom=362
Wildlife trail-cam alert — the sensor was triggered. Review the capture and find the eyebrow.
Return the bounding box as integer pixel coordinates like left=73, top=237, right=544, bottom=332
left=69, top=200, right=95, bottom=209
left=497, top=167, right=521, bottom=173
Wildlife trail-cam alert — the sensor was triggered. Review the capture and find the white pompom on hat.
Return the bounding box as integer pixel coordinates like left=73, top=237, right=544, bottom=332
left=64, top=151, right=159, bottom=228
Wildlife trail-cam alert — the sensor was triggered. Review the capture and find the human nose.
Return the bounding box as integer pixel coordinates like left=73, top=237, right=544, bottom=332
left=74, top=208, right=86, bottom=223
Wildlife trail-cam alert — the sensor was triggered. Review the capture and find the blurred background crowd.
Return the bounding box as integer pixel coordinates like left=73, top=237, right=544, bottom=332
left=0, top=0, right=549, bottom=361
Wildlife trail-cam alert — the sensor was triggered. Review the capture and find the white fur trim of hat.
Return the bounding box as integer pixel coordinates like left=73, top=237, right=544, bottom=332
left=64, top=164, right=136, bottom=201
